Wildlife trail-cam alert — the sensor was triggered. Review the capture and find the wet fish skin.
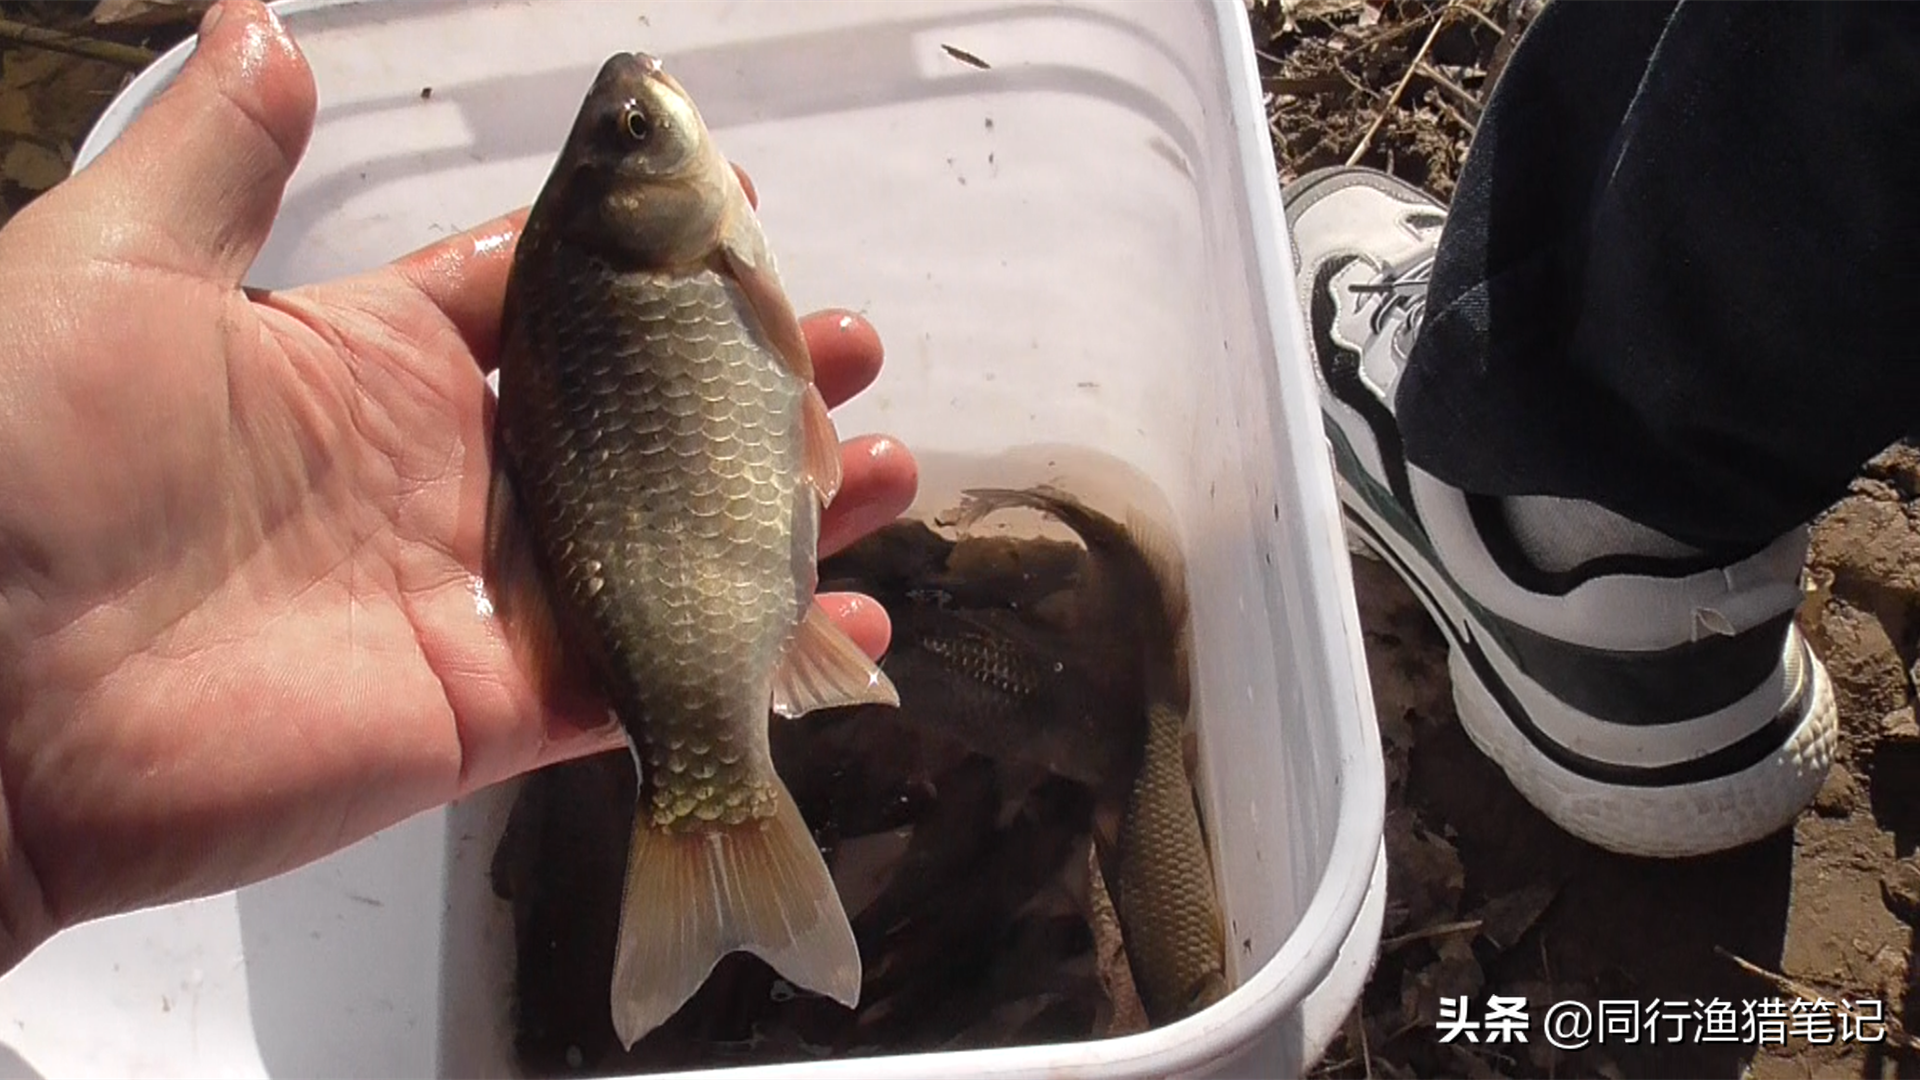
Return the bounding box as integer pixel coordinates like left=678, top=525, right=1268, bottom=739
left=488, top=51, right=897, bottom=1050
left=884, top=605, right=1122, bottom=788
left=951, top=486, right=1188, bottom=710
left=951, top=487, right=1226, bottom=1025
left=1114, top=701, right=1227, bottom=1024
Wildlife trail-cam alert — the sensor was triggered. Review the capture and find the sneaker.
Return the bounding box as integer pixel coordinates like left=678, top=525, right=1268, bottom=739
left=1283, top=166, right=1837, bottom=858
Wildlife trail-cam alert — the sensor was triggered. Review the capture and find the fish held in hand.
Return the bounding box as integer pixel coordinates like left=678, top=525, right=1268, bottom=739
left=485, top=52, right=899, bottom=1050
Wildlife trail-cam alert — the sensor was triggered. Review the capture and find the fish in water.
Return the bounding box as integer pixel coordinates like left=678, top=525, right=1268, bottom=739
left=486, top=52, right=899, bottom=1048
left=949, top=487, right=1226, bottom=1025
left=1113, top=699, right=1228, bottom=1022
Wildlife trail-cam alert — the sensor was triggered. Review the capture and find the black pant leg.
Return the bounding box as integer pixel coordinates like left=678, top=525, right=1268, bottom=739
left=1397, top=0, right=1920, bottom=549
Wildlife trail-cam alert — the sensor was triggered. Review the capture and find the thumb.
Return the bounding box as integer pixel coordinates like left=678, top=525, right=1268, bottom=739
left=61, top=0, right=316, bottom=284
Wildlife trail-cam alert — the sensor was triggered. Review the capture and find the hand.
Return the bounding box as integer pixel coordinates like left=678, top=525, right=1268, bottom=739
left=0, top=0, right=916, bottom=969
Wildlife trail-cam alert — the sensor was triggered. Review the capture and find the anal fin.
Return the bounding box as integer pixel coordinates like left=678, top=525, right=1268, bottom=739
left=610, top=774, right=861, bottom=1048
left=770, top=601, right=901, bottom=718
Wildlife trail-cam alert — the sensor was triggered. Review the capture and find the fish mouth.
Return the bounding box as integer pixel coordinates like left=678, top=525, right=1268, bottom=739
left=594, top=51, right=658, bottom=85
left=618, top=51, right=664, bottom=75
left=593, top=51, right=686, bottom=102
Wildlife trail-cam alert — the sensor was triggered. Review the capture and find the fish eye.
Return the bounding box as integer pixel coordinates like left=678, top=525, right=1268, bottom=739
left=621, top=105, right=653, bottom=146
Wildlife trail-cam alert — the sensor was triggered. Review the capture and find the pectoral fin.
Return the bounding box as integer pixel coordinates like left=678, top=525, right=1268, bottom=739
left=720, top=216, right=813, bottom=383
left=718, top=215, right=843, bottom=506
left=770, top=601, right=901, bottom=718
left=799, top=383, right=843, bottom=505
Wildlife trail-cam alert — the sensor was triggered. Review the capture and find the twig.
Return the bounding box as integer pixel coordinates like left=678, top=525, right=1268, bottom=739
left=1314, top=1011, right=1372, bottom=1078
left=0, top=16, right=157, bottom=69
left=1345, top=5, right=1453, bottom=166
left=1321, top=61, right=1385, bottom=104
left=1358, top=1008, right=1373, bottom=1080
left=1379, top=917, right=1481, bottom=951
left=1428, top=91, right=1479, bottom=138
left=1715, top=946, right=1920, bottom=1052
left=1456, top=2, right=1507, bottom=37
left=1338, top=9, right=1439, bottom=48
left=1415, top=61, right=1481, bottom=115
left=940, top=43, right=991, bottom=71
left=1265, top=73, right=1353, bottom=97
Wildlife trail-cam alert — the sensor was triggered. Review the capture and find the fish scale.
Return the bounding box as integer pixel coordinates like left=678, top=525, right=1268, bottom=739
left=1115, top=701, right=1227, bottom=1022
left=489, top=51, right=896, bottom=1048
left=505, top=248, right=802, bottom=829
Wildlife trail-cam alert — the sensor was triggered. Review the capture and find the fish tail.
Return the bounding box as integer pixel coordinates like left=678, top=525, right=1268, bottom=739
left=609, top=773, right=861, bottom=1048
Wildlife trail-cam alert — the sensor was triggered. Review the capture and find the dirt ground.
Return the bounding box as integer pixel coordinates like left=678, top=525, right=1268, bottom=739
left=6, top=1, right=1920, bottom=1077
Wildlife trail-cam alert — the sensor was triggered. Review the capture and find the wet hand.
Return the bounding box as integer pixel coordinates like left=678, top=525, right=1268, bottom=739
left=0, top=0, right=916, bottom=969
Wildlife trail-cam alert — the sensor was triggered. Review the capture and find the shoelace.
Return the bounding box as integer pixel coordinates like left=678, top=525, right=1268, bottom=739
left=1347, top=255, right=1433, bottom=350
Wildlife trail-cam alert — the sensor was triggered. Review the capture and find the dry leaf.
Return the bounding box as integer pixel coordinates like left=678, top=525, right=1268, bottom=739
left=3, top=141, right=70, bottom=192
left=2, top=50, right=68, bottom=92
left=0, top=89, right=32, bottom=138
left=1286, top=0, right=1367, bottom=19
left=1382, top=808, right=1465, bottom=934
left=27, top=57, right=130, bottom=155
left=1469, top=882, right=1558, bottom=952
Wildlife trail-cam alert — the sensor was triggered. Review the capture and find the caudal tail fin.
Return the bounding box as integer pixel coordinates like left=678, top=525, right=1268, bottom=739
left=609, top=775, right=861, bottom=1048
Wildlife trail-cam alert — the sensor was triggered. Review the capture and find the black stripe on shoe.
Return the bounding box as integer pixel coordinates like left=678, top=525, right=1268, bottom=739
left=1313, top=255, right=1419, bottom=516
left=1325, top=420, right=1797, bottom=727
left=1344, top=508, right=1808, bottom=789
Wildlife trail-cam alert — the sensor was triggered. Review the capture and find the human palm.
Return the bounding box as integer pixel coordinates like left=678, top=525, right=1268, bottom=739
left=0, top=0, right=914, bottom=967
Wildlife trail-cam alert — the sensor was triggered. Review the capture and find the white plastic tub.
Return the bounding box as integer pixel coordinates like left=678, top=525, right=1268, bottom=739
left=9, top=1, right=1387, bottom=1076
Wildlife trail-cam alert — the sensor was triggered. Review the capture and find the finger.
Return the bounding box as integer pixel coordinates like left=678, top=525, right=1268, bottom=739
left=65, top=0, right=316, bottom=284
left=820, top=436, right=918, bottom=559
left=808, top=310, right=885, bottom=409
left=384, top=225, right=883, bottom=404
left=733, top=163, right=758, bottom=209
left=385, top=207, right=528, bottom=372
left=818, top=593, right=892, bottom=659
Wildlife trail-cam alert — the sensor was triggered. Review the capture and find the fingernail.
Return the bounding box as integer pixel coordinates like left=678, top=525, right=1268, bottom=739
left=198, top=0, right=225, bottom=37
